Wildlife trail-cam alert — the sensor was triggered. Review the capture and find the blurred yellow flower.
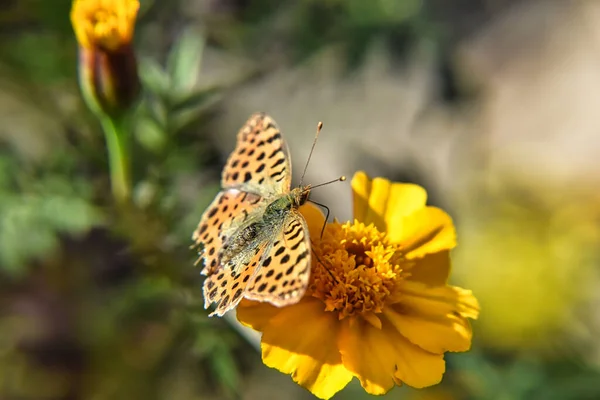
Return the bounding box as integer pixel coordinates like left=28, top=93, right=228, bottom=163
left=453, top=179, right=600, bottom=353
left=71, top=0, right=139, bottom=51
left=70, top=0, right=140, bottom=116
left=237, top=171, right=480, bottom=399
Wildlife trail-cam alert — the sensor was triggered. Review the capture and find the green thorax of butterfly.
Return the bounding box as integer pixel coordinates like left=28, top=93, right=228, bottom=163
left=220, top=186, right=311, bottom=274
left=193, top=113, right=314, bottom=317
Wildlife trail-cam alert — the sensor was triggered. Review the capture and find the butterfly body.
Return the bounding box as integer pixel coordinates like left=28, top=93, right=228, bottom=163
left=264, top=187, right=310, bottom=218
left=193, top=114, right=313, bottom=317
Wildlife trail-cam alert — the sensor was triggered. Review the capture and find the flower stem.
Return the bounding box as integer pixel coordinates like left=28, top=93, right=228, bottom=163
left=100, top=115, right=131, bottom=204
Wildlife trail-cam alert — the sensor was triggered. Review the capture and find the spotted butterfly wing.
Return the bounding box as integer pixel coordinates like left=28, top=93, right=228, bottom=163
left=221, top=113, right=291, bottom=195
left=192, top=190, right=261, bottom=277
left=193, top=113, right=312, bottom=317
left=244, top=211, right=311, bottom=305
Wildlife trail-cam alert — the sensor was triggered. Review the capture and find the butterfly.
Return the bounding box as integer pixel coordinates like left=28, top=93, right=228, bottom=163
left=193, top=113, right=314, bottom=317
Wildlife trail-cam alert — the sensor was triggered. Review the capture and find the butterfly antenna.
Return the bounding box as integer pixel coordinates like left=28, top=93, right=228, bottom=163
left=307, top=200, right=330, bottom=237
left=299, top=121, right=323, bottom=188
left=310, top=176, right=346, bottom=190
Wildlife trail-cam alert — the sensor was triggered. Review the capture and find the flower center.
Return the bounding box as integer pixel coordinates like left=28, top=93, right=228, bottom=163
left=71, top=0, right=139, bottom=51
left=308, top=220, right=409, bottom=319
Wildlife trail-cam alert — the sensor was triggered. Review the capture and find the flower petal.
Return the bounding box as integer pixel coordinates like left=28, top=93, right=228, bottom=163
left=385, top=281, right=479, bottom=354
left=392, top=333, right=446, bottom=388
left=259, top=298, right=353, bottom=399
left=299, top=202, right=326, bottom=240
left=352, top=171, right=427, bottom=232
left=339, top=316, right=446, bottom=392
left=389, top=207, right=456, bottom=256
left=237, top=299, right=282, bottom=331
left=339, top=317, right=396, bottom=395
left=406, top=250, right=452, bottom=286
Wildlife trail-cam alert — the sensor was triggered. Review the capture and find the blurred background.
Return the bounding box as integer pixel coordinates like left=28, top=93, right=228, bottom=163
left=2, top=0, right=600, bottom=399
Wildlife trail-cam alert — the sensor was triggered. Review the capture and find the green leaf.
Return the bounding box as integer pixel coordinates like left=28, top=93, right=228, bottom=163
left=135, top=116, right=168, bottom=153
left=211, top=347, right=240, bottom=396
left=166, top=27, right=205, bottom=95
left=139, top=58, right=172, bottom=97
left=169, top=86, right=220, bottom=114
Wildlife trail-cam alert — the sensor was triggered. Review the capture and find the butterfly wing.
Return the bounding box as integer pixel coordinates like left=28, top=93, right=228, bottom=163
left=244, top=211, right=311, bottom=305
left=203, top=245, right=268, bottom=317
left=221, top=112, right=292, bottom=197
left=192, top=189, right=262, bottom=276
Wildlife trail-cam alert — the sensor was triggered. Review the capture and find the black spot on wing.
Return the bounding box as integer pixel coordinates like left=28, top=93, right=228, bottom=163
left=233, top=289, right=243, bottom=301
left=220, top=295, right=230, bottom=307
left=295, top=251, right=309, bottom=265
left=271, top=158, right=285, bottom=168
left=270, top=169, right=284, bottom=179
left=286, top=223, right=303, bottom=241
left=266, top=133, right=281, bottom=143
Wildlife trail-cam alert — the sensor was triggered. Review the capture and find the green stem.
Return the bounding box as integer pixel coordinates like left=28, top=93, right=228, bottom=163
left=100, top=115, right=131, bottom=204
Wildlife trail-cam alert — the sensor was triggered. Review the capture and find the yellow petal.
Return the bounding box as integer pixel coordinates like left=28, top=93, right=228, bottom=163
left=352, top=171, right=428, bottom=233
left=391, top=332, right=446, bottom=388
left=339, top=316, right=446, bottom=392
left=406, top=250, right=451, bottom=286
left=390, top=207, right=456, bottom=256
left=386, top=281, right=479, bottom=354
left=299, top=202, right=326, bottom=240
left=351, top=171, right=371, bottom=224
left=236, top=299, right=282, bottom=331
left=361, top=311, right=382, bottom=329
left=338, top=317, right=396, bottom=395
left=260, top=298, right=353, bottom=400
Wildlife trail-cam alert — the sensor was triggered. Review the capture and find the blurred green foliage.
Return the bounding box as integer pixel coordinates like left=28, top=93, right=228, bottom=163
left=207, top=0, right=432, bottom=68
left=0, top=148, right=100, bottom=275
left=0, top=2, right=241, bottom=398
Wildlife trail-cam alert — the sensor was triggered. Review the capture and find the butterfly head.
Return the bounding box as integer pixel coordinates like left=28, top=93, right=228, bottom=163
left=291, top=185, right=311, bottom=208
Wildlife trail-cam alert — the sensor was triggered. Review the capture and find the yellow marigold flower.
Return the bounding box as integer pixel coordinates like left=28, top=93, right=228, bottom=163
left=70, top=0, right=140, bottom=116
left=71, top=0, right=139, bottom=51
left=237, top=171, right=480, bottom=399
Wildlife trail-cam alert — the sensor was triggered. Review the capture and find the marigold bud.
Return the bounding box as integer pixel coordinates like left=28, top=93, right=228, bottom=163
left=71, top=0, right=141, bottom=116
